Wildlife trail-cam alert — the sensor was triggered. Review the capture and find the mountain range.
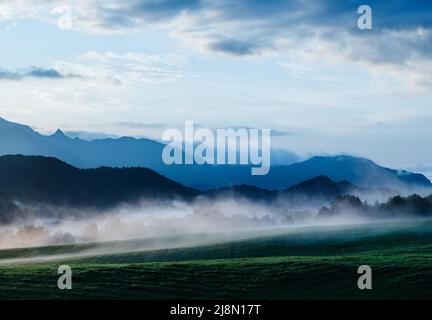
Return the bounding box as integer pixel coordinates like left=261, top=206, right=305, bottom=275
left=0, top=155, right=358, bottom=222
left=0, top=155, right=356, bottom=204
left=0, top=117, right=430, bottom=191
left=1, top=154, right=432, bottom=224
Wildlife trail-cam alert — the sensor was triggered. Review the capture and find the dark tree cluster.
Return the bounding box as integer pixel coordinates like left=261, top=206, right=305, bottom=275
left=319, top=194, right=432, bottom=218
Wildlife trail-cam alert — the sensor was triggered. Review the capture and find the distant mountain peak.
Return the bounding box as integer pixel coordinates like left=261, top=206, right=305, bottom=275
left=0, top=116, right=35, bottom=133
left=53, top=129, right=67, bottom=137
left=48, top=129, right=75, bottom=143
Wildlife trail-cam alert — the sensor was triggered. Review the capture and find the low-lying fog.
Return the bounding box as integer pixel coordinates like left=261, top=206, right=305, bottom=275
left=0, top=191, right=421, bottom=250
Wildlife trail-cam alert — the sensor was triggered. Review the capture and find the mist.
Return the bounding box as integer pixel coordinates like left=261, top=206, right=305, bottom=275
left=0, top=197, right=279, bottom=249
left=2, top=188, right=431, bottom=251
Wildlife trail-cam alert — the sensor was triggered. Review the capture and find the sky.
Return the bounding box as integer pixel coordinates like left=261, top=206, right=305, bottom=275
left=0, top=0, right=431, bottom=172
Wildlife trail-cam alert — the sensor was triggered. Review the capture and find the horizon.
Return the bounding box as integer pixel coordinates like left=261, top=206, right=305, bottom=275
left=1, top=114, right=432, bottom=180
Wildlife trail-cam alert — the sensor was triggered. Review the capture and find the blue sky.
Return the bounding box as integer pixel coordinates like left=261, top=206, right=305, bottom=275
left=0, top=0, right=431, bottom=173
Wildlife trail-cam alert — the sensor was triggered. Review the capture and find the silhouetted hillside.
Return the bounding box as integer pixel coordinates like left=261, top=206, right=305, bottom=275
left=0, top=155, right=199, bottom=210
left=204, top=175, right=357, bottom=202
left=0, top=154, right=355, bottom=209
left=284, top=175, right=357, bottom=197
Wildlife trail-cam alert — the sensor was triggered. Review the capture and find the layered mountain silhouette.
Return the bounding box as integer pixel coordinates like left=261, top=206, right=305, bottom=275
left=0, top=117, right=430, bottom=191
left=203, top=176, right=358, bottom=203
left=4, top=154, right=432, bottom=224
left=0, top=155, right=354, bottom=204
left=0, top=117, right=165, bottom=170
left=0, top=155, right=198, bottom=210
left=0, top=155, right=360, bottom=222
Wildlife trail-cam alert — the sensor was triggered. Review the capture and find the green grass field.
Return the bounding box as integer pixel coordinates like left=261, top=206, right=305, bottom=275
left=1, top=219, right=432, bottom=300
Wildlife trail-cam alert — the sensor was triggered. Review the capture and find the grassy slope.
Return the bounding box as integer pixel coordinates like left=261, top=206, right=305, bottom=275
left=1, top=220, right=432, bottom=300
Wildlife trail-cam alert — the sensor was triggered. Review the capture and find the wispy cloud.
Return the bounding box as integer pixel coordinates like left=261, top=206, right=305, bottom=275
left=64, top=50, right=189, bottom=85
left=271, top=129, right=295, bottom=137
left=113, top=121, right=166, bottom=129
left=0, top=66, right=78, bottom=80
left=64, top=130, right=119, bottom=141
left=0, top=50, right=189, bottom=85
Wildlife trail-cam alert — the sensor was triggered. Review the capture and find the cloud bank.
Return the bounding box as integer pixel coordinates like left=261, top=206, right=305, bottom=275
left=1, top=0, right=431, bottom=91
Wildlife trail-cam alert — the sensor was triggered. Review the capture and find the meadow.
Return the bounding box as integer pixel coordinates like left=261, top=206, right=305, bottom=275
left=0, top=220, right=431, bottom=300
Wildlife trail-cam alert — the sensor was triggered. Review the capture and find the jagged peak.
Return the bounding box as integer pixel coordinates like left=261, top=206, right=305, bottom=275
left=52, top=129, right=68, bottom=138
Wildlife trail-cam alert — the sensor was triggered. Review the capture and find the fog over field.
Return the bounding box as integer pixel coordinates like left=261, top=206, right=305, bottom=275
left=0, top=190, right=427, bottom=250
left=0, top=198, right=286, bottom=249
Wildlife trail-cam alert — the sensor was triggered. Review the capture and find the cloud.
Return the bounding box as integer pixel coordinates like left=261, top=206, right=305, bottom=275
left=1, top=0, right=431, bottom=91
left=27, top=67, right=64, bottom=78
left=0, top=51, right=189, bottom=85
left=113, top=121, right=166, bottom=129
left=114, top=0, right=202, bottom=23
left=223, top=126, right=294, bottom=137
left=407, top=164, right=432, bottom=181
left=207, top=38, right=260, bottom=56
left=0, top=67, right=77, bottom=80
left=64, top=130, right=119, bottom=140
left=0, top=69, right=20, bottom=80
left=270, top=129, right=295, bottom=137
left=70, top=50, right=189, bottom=85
